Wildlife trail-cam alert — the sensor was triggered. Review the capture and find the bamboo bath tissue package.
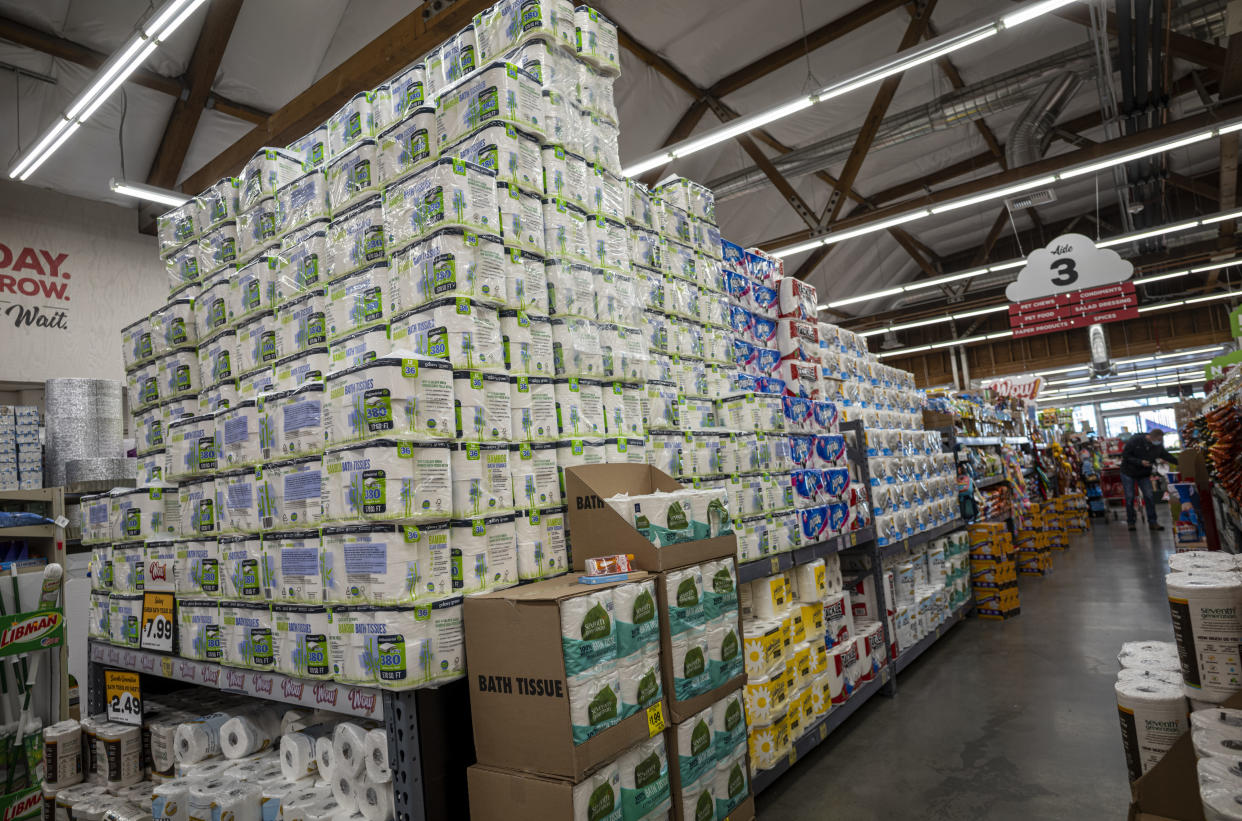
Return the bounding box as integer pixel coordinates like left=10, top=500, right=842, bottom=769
left=322, top=522, right=452, bottom=604
left=325, top=355, right=455, bottom=445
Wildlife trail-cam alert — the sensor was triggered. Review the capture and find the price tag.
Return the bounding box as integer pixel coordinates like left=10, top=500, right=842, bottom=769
left=104, top=670, right=142, bottom=725
left=849, top=533, right=857, bottom=547
left=140, top=592, right=175, bottom=653
left=819, top=723, right=827, bottom=742
left=788, top=748, right=798, bottom=766
left=769, top=556, right=780, bottom=574
left=645, top=702, right=666, bottom=737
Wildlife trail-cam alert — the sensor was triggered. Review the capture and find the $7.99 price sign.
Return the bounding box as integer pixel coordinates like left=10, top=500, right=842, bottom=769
left=105, top=670, right=142, bottom=725
left=140, top=592, right=175, bottom=652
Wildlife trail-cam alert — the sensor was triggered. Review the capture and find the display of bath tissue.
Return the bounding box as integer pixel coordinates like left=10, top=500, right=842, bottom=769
left=43, top=720, right=83, bottom=788
left=281, top=724, right=333, bottom=782
left=1201, top=781, right=1242, bottom=821
left=631, top=491, right=694, bottom=546
left=333, top=722, right=370, bottom=779
left=96, top=722, right=142, bottom=788
left=617, top=734, right=670, bottom=821
left=153, top=780, right=191, bottom=821
left=664, top=566, right=706, bottom=636
left=1115, top=678, right=1189, bottom=780
left=675, top=706, right=716, bottom=785
left=713, top=751, right=750, bottom=818
left=707, top=616, right=743, bottom=686
left=701, top=558, right=739, bottom=620
left=670, top=625, right=711, bottom=702
left=613, top=580, right=658, bottom=658
left=1166, top=573, right=1242, bottom=701
left=323, top=522, right=452, bottom=605
left=358, top=780, right=395, bottom=821
left=678, top=775, right=717, bottom=821
left=220, top=535, right=269, bottom=600
left=744, top=574, right=788, bottom=622
left=324, top=355, right=455, bottom=446
left=322, top=440, right=452, bottom=523
left=314, top=735, right=336, bottom=780
left=331, top=772, right=360, bottom=815
left=569, top=758, right=621, bottom=821
left=617, top=650, right=662, bottom=718
left=220, top=712, right=280, bottom=760
left=561, top=588, right=617, bottom=676
left=1195, top=725, right=1242, bottom=765
left=568, top=661, right=622, bottom=744
left=1199, top=755, right=1242, bottom=789
left=363, top=728, right=391, bottom=784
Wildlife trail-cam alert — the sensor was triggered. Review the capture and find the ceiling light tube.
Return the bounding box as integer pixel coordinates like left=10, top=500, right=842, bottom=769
left=1220, top=122, right=1242, bottom=136
left=1137, top=301, right=1184, bottom=312
left=1201, top=209, right=1242, bottom=225
left=889, top=316, right=954, bottom=332
left=671, top=97, right=816, bottom=160
left=141, top=0, right=196, bottom=37
left=778, top=238, right=830, bottom=260
left=1002, top=0, right=1079, bottom=28
left=1059, top=132, right=1216, bottom=179
left=1191, top=260, right=1239, bottom=274
left=109, top=178, right=190, bottom=207
left=78, top=40, right=159, bottom=123
left=826, top=286, right=905, bottom=309
left=988, top=260, right=1026, bottom=272
left=902, top=267, right=990, bottom=291
left=65, top=37, right=149, bottom=121
left=153, top=0, right=207, bottom=40
left=1097, top=220, right=1200, bottom=248
left=1132, top=269, right=1190, bottom=285
left=953, top=305, right=1008, bottom=320
left=18, top=122, right=81, bottom=181
left=929, top=176, right=1058, bottom=215
left=859, top=328, right=888, bottom=337
left=8, top=117, right=71, bottom=179
left=822, top=210, right=932, bottom=246
left=1185, top=292, right=1240, bottom=305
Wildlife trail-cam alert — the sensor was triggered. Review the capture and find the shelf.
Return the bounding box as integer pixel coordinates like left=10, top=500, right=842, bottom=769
left=976, top=475, right=1006, bottom=489
left=0, top=525, right=57, bottom=539
left=88, top=640, right=385, bottom=720
left=957, top=436, right=1030, bottom=447
left=877, top=520, right=967, bottom=561
left=0, top=489, right=60, bottom=503
left=894, top=600, right=972, bottom=674
left=751, top=665, right=892, bottom=795
left=737, top=527, right=876, bottom=584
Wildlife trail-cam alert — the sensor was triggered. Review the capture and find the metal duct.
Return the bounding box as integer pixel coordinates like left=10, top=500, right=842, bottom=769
left=1005, top=72, right=1084, bottom=169
left=708, top=0, right=1225, bottom=203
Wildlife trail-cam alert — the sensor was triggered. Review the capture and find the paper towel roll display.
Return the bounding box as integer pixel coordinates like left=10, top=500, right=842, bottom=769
left=617, top=735, right=671, bottom=821
left=153, top=780, right=190, bottom=821
left=1195, top=726, right=1242, bottom=763
left=43, top=719, right=83, bottom=789
left=1170, top=552, right=1239, bottom=573
left=1194, top=708, right=1242, bottom=733
left=560, top=589, right=617, bottom=676
left=1115, top=678, right=1189, bottom=781
left=1167, top=573, right=1242, bottom=702
left=1118, top=639, right=1181, bottom=668
left=1117, top=667, right=1184, bottom=686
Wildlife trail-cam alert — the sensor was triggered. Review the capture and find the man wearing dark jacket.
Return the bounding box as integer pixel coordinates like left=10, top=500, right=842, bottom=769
left=1120, top=429, right=1178, bottom=531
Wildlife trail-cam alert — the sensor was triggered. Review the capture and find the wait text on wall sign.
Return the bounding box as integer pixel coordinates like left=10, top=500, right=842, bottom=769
left=0, top=242, right=71, bottom=332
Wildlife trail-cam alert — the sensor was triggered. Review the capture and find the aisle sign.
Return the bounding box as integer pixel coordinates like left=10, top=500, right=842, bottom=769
left=1005, top=234, right=1136, bottom=338
left=104, top=670, right=142, bottom=725
left=139, top=592, right=175, bottom=653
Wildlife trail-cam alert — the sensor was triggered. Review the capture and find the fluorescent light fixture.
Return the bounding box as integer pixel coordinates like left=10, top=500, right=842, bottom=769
left=826, top=287, right=905, bottom=309
left=822, top=210, right=931, bottom=246
left=890, top=316, right=954, bottom=333
left=1060, top=132, right=1215, bottom=179
left=1185, top=292, right=1240, bottom=305
left=109, top=178, right=190, bottom=207
left=1034, top=365, right=1089, bottom=377
left=1132, top=269, right=1189, bottom=285
left=859, top=328, right=888, bottom=337
left=987, top=331, right=1013, bottom=339
left=952, top=305, right=1008, bottom=320
left=621, top=0, right=1085, bottom=179
left=1192, top=260, right=1240, bottom=274
left=988, top=261, right=1026, bottom=272
left=1138, top=301, right=1184, bottom=312
left=903, top=267, right=989, bottom=290
left=1201, top=209, right=1242, bottom=225
left=780, top=238, right=830, bottom=259
left=1097, top=221, right=1200, bottom=248
left=1220, top=121, right=1242, bottom=136
left=7, top=0, right=203, bottom=182
left=1002, top=0, right=1078, bottom=28
left=929, top=176, right=1057, bottom=215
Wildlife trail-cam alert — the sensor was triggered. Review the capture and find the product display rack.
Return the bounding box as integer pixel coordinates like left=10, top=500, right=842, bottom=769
left=85, top=640, right=472, bottom=821
left=0, top=487, right=67, bottom=560
left=894, top=598, right=972, bottom=675
left=976, top=475, right=1006, bottom=489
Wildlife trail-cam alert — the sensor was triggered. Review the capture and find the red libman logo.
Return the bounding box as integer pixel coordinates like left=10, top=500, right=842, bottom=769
left=0, top=245, right=71, bottom=300
left=987, top=376, right=1043, bottom=399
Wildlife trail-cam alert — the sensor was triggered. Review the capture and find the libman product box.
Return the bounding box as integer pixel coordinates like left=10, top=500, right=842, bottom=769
left=564, top=464, right=737, bottom=572
left=464, top=571, right=666, bottom=780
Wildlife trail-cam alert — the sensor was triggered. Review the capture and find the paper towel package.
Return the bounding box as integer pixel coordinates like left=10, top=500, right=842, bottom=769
left=464, top=571, right=664, bottom=780
left=564, top=464, right=737, bottom=572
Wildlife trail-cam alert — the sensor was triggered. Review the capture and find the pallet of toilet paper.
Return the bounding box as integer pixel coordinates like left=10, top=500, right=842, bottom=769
left=0, top=406, right=40, bottom=491
left=49, top=690, right=398, bottom=821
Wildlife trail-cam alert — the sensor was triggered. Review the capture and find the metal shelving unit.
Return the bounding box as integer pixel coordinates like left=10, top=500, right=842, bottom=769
left=877, top=519, right=969, bottom=562
left=894, top=600, right=972, bottom=674
left=976, top=475, right=1006, bottom=489
left=87, top=638, right=454, bottom=821
left=0, top=487, right=66, bottom=563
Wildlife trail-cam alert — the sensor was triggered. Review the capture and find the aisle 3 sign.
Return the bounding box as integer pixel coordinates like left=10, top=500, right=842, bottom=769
left=1005, top=234, right=1133, bottom=303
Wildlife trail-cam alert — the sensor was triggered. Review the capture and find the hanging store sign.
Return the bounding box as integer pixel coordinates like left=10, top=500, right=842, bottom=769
left=1207, top=350, right=1242, bottom=380
left=1004, top=234, right=1136, bottom=338
left=985, top=375, right=1043, bottom=399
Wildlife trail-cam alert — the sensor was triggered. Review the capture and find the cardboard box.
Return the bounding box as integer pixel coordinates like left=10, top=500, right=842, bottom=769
left=655, top=569, right=746, bottom=723
left=665, top=716, right=754, bottom=821
left=565, top=464, right=737, bottom=572
left=464, top=571, right=667, bottom=780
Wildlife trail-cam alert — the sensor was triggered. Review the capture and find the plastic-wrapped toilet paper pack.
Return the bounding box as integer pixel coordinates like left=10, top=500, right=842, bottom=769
left=434, top=60, right=543, bottom=149
left=327, top=324, right=391, bottom=371
left=502, top=250, right=551, bottom=315
left=712, top=689, right=747, bottom=760
left=510, top=441, right=561, bottom=508
left=109, top=486, right=175, bottom=541
left=274, top=227, right=327, bottom=306
left=220, top=712, right=279, bottom=760
left=326, top=91, right=374, bottom=160
left=158, top=346, right=202, bottom=405
left=325, top=198, right=386, bottom=282
left=178, top=598, right=222, bottom=661
left=324, top=262, right=390, bottom=342
left=554, top=376, right=605, bottom=437
left=678, top=774, right=716, bottom=821
left=671, top=625, right=711, bottom=702
left=543, top=199, right=590, bottom=263
left=43, top=720, right=83, bottom=788
left=676, top=706, right=716, bottom=786
left=475, top=0, right=576, bottom=60
left=281, top=724, right=333, bottom=782
left=276, top=289, right=328, bottom=357
left=216, top=399, right=261, bottom=469
left=388, top=297, right=504, bottom=372
left=450, top=514, right=518, bottom=594
left=383, top=159, right=499, bottom=253
left=358, top=779, right=394, bottom=821
left=222, top=600, right=276, bottom=669
left=88, top=592, right=109, bottom=638
left=1194, top=725, right=1242, bottom=765
left=414, top=596, right=465, bottom=683
left=322, top=440, right=452, bottom=523
left=377, top=107, right=436, bottom=185
left=217, top=469, right=260, bottom=534
left=663, top=566, right=706, bottom=635
left=1193, top=707, right=1242, bottom=734
left=501, top=314, right=551, bottom=380
left=617, top=734, right=671, bottom=821
left=197, top=329, right=238, bottom=389
left=453, top=370, right=513, bottom=441
left=614, top=580, right=658, bottom=658
left=568, top=661, right=622, bottom=745
left=325, top=140, right=378, bottom=215
left=363, top=727, right=391, bottom=784
left=325, top=355, right=454, bottom=446
left=545, top=258, right=595, bottom=318
left=1118, top=667, right=1184, bottom=687
left=617, top=650, right=662, bottom=719
left=561, top=589, right=617, bottom=676
left=164, top=242, right=201, bottom=291
left=713, top=752, right=749, bottom=819
left=603, top=436, right=646, bottom=465
left=236, top=313, right=280, bottom=379
left=552, top=318, right=605, bottom=378
left=178, top=477, right=220, bottom=536
left=555, top=438, right=605, bottom=495
left=263, top=381, right=324, bottom=459
left=742, top=574, right=787, bottom=622
left=195, top=270, right=234, bottom=338
left=374, top=62, right=426, bottom=129
left=700, top=558, right=738, bottom=620
left=1170, top=552, right=1239, bottom=573
left=631, top=491, right=695, bottom=548
left=237, top=201, right=281, bottom=266
left=389, top=228, right=507, bottom=312
left=707, top=616, right=743, bottom=686
left=143, top=539, right=176, bottom=592
left=273, top=605, right=332, bottom=680
left=219, top=535, right=270, bottom=600
left=514, top=506, right=567, bottom=581
left=323, top=522, right=451, bottom=605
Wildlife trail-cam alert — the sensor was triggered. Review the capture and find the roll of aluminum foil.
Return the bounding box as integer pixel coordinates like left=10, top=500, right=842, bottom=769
left=44, top=378, right=124, bottom=487
left=65, top=458, right=136, bottom=490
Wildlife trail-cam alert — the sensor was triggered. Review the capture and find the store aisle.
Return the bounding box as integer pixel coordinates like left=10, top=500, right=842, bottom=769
left=757, top=516, right=1175, bottom=819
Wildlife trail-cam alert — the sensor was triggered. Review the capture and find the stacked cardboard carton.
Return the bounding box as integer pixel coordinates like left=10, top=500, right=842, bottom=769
left=968, top=522, right=1019, bottom=620
left=0, top=406, right=41, bottom=490
left=1012, top=528, right=1051, bottom=577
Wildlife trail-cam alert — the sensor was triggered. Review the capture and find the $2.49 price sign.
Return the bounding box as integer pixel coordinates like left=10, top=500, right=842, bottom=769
left=140, top=592, right=175, bottom=653
left=104, top=670, right=142, bottom=725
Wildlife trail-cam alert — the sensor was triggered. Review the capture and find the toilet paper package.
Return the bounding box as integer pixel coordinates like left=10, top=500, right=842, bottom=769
left=388, top=297, right=504, bottom=372
left=1166, top=573, right=1242, bottom=702
left=370, top=607, right=433, bottom=690
left=237, top=201, right=281, bottom=265
left=617, top=734, right=671, bottom=821
left=241, top=147, right=304, bottom=211
left=221, top=600, right=276, bottom=669
left=43, top=720, right=83, bottom=788
left=278, top=170, right=331, bottom=237
left=510, top=441, right=561, bottom=509
left=175, top=539, right=222, bottom=598
left=575, top=7, right=620, bottom=74
left=110, top=541, right=144, bottom=593
left=451, top=514, right=518, bottom=594
left=363, top=726, right=391, bottom=783
left=383, top=158, right=500, bottom=253
left=552, top=318, right=605, bottom=378
left=497, top=182, right=545, bottom=254
left=110, top=485, right=176, bottom=540
left=514, top=506, right=568, bottom=580
left=377, top=107, right=436, bottom=184
left=614, top=580, right=659, bottom=658
left=475, top=0, right=577, bottom=59
left=233, top=254, right=278, bottom=323
left=325, top=262, right=390, bottom=342
left=502, top=312, right=554, bottom=378
left=568, top=660, right=622, bottom=745
left=158, top=201, right=199, bottom=254
left=154, top=297, right=197, bottom=354
left=144, top=540, right=176, bottom=592
left=560, top=588, right=617, bottom=677
left=454, top=370, right=513, bottom=440
left=328, top=324, right=391, bottom=371
left=325, top=90, right=374, bottom=159
left=326, top=355, right=454, bottom=446
left=275, top=228, right=327, bottom=305
left=89, top=592, right=109, bottom=638
left=503, top=250, right=551, bottom=315
left=236, top=312, right=279, bottom=378
left=96, top=722, right=143, bottom=788
left=618, top=648, right=663, bottom=719
left=675, top=707, right=716, bottom=785
left=276, top=289, right=328, bottom=357
left=663, top=566, right=707, bottom=636
left=713, top=752, right=750, bottom=819
left=554, top=376, right=605, bottom=436
left=569, top=759, right=622, bottom=820
left=265, top=455, right=325, bottom=529
left=326, top=140, right=378, bottom=214
left=415, top=595, right=465, bottom=682
left=281, top=725, right=332, bottom=782
left=633, top=492, right=696, bottom=548
left=164, top=242, right=201, bottom=291
left=273, top=348, right=329, bottom=394
left=159, top=346, right=202, bottom=403
left=268, top=529, right=325, bottom=603
left=1115, top=677, right=1189, bottom=780
left=196, top=271, right=233, bottom=339
left=701, top=558, right=738, bottom=620
left=603, top=436, right=646, bottom=465
left=543, top=199, right=591, bottom=263
left=555, top=438, right=605, bottom=496
left=670, top=625, right=712, bottom=702
left=707, top=616, right=743, bottom=686
left=220, top=535, right=270, bottom=600
left=178, top=477, right=220, bottom=536
left=217, top=399, right=262, bottom=468
left=220, top=712, right=279, bottom=759
left=389, top=227, right=507, bottom=311
left=197, top=328, right=238, bottom=388
left=712, top=689, right=748, bottom=759
left=218, top=469, right=261, bottom=533
left=435, top=61, right=544, bottom=149
left=265, top=381, right=325, bottom=459
left=322, top=440, right=452, bottom=523
left=322, top=522, right=452, bottom=605
left=326, top=198, right=387, bottom=282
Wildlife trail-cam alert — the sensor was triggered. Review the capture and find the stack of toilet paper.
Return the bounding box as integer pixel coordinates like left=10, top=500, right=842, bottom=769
left=604, top=488, right=733, bottom=546
left=672, top=690, right=750, bottom=819
left=1194, top=706, right=1242, bottom=819
left=663, top=559, right=742, bottom=705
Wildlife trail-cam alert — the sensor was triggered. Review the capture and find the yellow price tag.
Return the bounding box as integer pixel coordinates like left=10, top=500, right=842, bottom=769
left=140, top=591, right=175, bottom=652
left=788, top=748, right=797, bottom=766
left=646, top=702, right=666, bottom=737
left=819, top=723, right=827, bottom=742
left=769, top=556, right=780, bottom=574
left=104, top=670, right=142, bottom=725
left=849, top=533, right=857, bottom=546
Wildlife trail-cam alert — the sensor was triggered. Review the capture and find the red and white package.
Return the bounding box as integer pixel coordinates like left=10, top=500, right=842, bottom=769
left=775, top=360, right=821, bottom=398
left=775, top=319, right=820, bottom=362
left=778, top=278, right=818, bottom=321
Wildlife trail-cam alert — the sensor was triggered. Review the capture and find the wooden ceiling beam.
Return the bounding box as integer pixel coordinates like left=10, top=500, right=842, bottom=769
left=0, top=14, right=266, bottom=125
left=179, top=0, right=493, bottom=194
left=146, top=0, right=243, bottom=189
left=1053, top=6, right=1227, bottom=70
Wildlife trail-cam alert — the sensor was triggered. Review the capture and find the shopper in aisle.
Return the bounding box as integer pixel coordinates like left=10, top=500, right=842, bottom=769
left=1119, top=430, right=1178, bottom=531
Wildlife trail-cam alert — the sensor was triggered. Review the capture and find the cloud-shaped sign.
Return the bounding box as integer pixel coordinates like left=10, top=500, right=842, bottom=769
left=1005, top=233, right=1133, bottom=303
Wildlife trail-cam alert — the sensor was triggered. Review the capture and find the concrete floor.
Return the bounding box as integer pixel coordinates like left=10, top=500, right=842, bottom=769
left=757, top=513, right=1174, bottom=820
